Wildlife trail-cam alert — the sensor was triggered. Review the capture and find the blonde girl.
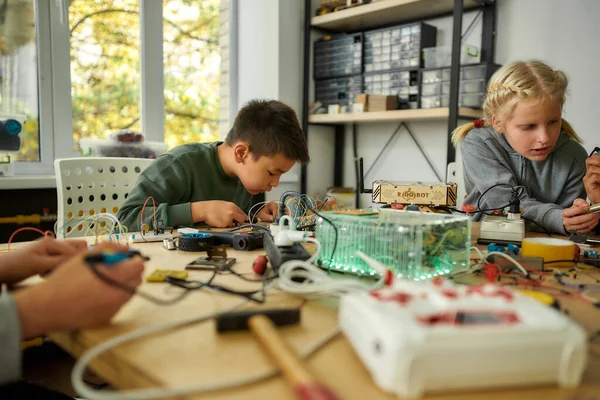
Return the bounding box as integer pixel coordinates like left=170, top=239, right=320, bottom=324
left=452, top=60, right=600, bottom=234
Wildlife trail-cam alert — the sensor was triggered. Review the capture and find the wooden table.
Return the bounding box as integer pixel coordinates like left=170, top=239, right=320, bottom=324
left=32, top=225, right=600, bottom=399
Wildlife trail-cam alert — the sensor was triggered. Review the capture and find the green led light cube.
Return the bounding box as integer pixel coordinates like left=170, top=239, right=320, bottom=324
left=315, top=209, right=471, bottom=280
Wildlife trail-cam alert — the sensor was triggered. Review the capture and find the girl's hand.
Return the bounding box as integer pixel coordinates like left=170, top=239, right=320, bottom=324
left=562, top=198, right=600, bottom=233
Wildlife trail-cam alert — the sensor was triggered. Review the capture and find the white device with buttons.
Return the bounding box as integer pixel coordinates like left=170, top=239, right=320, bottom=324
left=339, top=279, right=587, bottom=399
left=478, top=214, right=525, bottom=243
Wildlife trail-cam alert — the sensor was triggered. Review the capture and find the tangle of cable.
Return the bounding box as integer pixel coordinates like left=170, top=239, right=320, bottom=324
left=71, top=300, right=340, bottom=400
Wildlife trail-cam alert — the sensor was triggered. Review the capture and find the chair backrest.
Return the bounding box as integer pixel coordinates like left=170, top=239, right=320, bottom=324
left=54, top=157, right=153, bottom=238
left=446, top=161, right=466, bottom=208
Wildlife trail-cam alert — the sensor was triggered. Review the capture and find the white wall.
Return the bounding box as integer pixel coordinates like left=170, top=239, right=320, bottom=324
left=237, top=0, right=279, bottom=105
left=495, top=0, right=600, bottom=153
left=236, top=0, right=303, bottom=201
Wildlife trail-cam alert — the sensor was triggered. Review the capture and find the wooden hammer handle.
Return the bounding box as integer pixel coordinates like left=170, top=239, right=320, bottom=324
left=248, top=315, right=313, bottom=386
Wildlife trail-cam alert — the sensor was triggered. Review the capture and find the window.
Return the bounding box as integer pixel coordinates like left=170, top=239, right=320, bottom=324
left=69, top=1, right=141, bottom=148
left=11, top=0, right=229, bottom=175
left=0, top=0, right=40, bottom=162
left=163, top=0, right=221, bottom=148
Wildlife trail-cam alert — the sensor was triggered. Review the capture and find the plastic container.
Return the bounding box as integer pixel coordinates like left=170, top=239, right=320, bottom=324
left=461, top=79, right=486, bottom=93
left=439, top=92, right=484, bottom=108
left=79, top=138, right=167, bottom=159
left=421, top=95, right=443, bottom=109
left=315, top=209, right=471, bottom=279
left=421, top=82, right=442, bottom=96
left=423, top=44, right=481, bottom=68
left=461, top=92, right=485, bottom=108
left=462, top=64, right=487, bottom=80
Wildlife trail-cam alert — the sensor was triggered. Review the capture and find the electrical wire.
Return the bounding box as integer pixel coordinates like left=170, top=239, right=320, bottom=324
left=86, top=257, right=271, bottom=306
left=278, top=258, right=384, bottom=299
left=7, top=227, right=54, bottom=251
left=277, top=235, right=384, bottom=298
left=476, top=183, right=525, bottom=215
left=71, top=301, right=341, bottom=400
left=225, top=224, right=269, bottom=232
left=308, top=207, right=338, bottom=266
left=485, top=251, right=529, bottom=276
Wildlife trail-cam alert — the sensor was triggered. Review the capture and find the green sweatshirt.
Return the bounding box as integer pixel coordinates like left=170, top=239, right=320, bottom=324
left=117, top=142, right=253, bottom=231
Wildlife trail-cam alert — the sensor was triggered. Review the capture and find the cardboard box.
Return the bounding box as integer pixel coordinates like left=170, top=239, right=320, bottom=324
left=372, top=181, right=458, bottom=206
left=355, top=94, right=397, bottom=112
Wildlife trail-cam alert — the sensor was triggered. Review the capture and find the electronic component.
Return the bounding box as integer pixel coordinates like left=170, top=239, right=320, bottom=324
left=478, top=214, right=525, bottom=245
left=371, top=180, right=458, bottom=207
left=130, top=231, right=173, bottom=243
left=177, top=233, right=214, bottom=252
left=586, top=203, right=600, bottom=214
left=186, top=247, right=236, bottom=270
left=162, top=238, right=177, bottom=250
left=356, top=158, right=457, bottom=211
left=486, top=243, right=520, bottom=255
left=146, top=269, right=188, bottom=283
left=340, top=279, right=587, bottom=398
left=315, top=209, right=471, bottom=280
left=216, top=307, right=300, bottom=333
left=486, top=254, right=545, bottom=271
left=194, top=230, right=266, bottom=251
left=252, top=255, right=268, bottom=275
left=263, top=229, right=311, bottom=271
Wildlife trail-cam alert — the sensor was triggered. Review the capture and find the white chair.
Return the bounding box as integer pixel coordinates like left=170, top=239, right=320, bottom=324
left=54, top=157, right=153, bottom=238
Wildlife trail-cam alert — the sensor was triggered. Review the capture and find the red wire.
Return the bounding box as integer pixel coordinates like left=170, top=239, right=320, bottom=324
left=7, top=227, right=55, bottom=251
left=139, top=196, right=157, bottom=230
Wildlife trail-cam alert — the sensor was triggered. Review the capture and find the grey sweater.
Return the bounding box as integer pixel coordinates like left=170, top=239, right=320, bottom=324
left=459, top=128, right=588, bottom=234
left=0, top=293, right=22, bottom=384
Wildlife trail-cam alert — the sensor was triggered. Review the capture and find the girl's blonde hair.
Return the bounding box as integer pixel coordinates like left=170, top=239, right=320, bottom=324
left=451, top=60, right=582, bottom=146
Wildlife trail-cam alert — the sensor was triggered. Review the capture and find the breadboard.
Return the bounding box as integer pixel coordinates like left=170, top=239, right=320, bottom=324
left=130, top=232, right=173, bottom=243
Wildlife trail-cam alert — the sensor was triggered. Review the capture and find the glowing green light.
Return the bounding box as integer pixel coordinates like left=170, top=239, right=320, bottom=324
left=315, top=210, right=471, bottom=280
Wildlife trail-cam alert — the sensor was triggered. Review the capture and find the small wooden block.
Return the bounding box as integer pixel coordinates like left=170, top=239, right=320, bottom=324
left=332, top=209, right=377, bottom=216
left=146, top=269, right=189, bottom=283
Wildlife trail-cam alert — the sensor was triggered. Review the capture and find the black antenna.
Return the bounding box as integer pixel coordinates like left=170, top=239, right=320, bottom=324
left=357, top=157, right=372, bottom=194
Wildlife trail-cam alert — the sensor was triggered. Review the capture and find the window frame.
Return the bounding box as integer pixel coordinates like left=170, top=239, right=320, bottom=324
left=13, top=0, right=233, bottom=176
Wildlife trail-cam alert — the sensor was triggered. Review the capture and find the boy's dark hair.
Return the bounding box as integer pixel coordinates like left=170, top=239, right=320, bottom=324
left=225, top=99, right=310, bottom=164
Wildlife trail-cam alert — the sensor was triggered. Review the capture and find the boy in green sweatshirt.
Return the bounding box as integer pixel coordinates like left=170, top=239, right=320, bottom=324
left=117, top=99, right=310, bottom=231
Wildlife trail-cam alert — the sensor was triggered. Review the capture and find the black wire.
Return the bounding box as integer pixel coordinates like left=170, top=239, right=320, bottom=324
left=225, top=224, right=269, bottom=232
left=166, top=275, right=266, bottom=303
left=309, top=207, right=338, bottom=267
left=87, top=263, right=196, bottom=305
left=476, top=183, right=524, bottom=215
left=86, top=258, right=270, bottom=305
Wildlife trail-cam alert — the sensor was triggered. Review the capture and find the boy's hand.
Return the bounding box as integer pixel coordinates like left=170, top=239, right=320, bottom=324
left=563, top=198, right=600, bottom=233
left=584, top=153, right=600, bottom=204
left=0, top=236, right=88, bottom=284
left=255, top=201, right=279, bottom=222
left=14, top=242, right=144, bottom=340
left=191, top=200, right=248, bottom=228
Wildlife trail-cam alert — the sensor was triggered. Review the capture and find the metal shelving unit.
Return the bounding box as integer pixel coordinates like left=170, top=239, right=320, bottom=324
left=300, top=0, right=496, bottom=203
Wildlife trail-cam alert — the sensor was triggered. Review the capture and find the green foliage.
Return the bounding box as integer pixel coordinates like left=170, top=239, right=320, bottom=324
left=69, top=0, right=220, bottom=150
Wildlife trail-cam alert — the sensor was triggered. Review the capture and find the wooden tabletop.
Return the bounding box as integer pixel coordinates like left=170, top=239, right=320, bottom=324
left=27, top=224, right=600, bottom=399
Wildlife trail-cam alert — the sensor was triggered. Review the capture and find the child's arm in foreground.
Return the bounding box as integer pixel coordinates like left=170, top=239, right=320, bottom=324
left=1, top=242, right=144, bottom=385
